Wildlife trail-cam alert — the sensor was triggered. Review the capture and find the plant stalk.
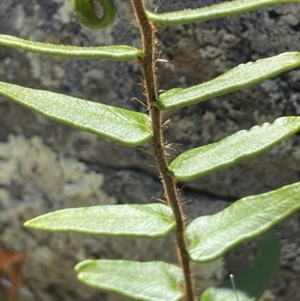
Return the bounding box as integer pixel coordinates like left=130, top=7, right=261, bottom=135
left=130, top=1, right=195, bottom=300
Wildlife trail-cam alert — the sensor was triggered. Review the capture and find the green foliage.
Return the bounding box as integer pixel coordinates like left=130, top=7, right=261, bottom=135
left=156, top=52, right=300, bottom=110
left=1, top=0, right=300, bottom=301
left=0, top=34, right=143, bottom=60
left=186, top=182, right=300, bottom=262
left=169, top=116, right=300, bottom=181
left=201, top=232, right=280, bottom=301
left=75, top=260, right=184, bottom=301
left=0, top=81, right=152, bottom=147
left=72, top=0, right=116, bottom=30
left=24, top=204, right=176, bottom=237
left=146, top=0, right=300, bottom=25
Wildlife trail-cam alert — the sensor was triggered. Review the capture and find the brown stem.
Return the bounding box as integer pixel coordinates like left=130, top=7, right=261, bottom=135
left=130, top=1, right=195, bottom=300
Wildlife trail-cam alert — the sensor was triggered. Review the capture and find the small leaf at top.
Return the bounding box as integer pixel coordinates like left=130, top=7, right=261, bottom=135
left=72, top=0, right=116, bottom=31
left=186, top=181, right=300, bottom=262
left=169, top=116, right=300, bottom=181
left=75, top=260, right=184, bottom=301
left=24, top=204, right=175, bottom=238
left=155, top=52, right=300, bottom=110
left=0, top=81, right=152, bottom=147
left=0, top=34, right=143, bottom=60
left=146, top=0, right=300, bottom=26
left=200, top=232, right=280, bottom=301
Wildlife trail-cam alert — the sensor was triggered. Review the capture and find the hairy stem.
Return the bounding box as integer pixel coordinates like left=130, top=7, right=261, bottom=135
left=131, top=1, right=195, bottom=300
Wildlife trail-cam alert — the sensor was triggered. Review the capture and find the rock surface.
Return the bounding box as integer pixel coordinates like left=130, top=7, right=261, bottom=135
left=0, top=0, right=300, bottom=300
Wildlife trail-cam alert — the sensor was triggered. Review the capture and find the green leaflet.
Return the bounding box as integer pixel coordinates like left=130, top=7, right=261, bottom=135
left=75, top=260, right=184, bottom=301
left=155, top=52, right=300, bottom=110
left=169, top=116, right=300, bottom=181
left=0, top=81, right=152, bottom=147
left=200, top=232, right=280, bottom=301
left=146, top=0, right=300, bottom=26
left=24, top=204, right=175, bottom=238
left=72, top=0, right=116, bottom=30
left=186, top=181, right=300, bottom=262
left=0, top=34, right=143, bottom=60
